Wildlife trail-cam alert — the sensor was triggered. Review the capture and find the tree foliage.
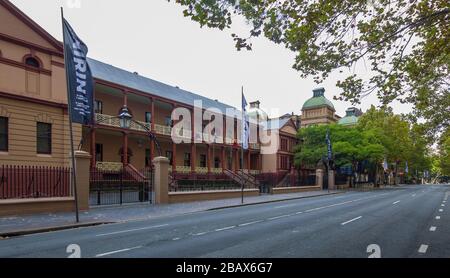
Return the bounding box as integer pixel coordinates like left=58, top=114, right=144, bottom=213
left=294, top=107, right=432, bottom=180
left=171, top=0, right=450, bottom=137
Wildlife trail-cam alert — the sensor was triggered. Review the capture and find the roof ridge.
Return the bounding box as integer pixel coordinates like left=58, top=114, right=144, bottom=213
left=87, top=57, right=236, bottom=111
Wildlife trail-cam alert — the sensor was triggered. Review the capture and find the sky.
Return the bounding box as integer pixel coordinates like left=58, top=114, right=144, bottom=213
left=10, top=0, right=412, bottom=118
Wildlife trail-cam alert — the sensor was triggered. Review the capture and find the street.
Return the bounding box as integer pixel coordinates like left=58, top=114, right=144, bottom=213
left=0, top=184, right=448, bottom=258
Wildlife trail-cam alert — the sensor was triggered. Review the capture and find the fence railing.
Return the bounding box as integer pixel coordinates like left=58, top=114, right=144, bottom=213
left=0, top=165, right=71, bottom=200
left=89, top=168, right=153, bottom=206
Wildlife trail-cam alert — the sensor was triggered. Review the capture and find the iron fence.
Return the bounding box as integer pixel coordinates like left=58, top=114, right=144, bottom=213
left=89, top=167, right=153, bottom=206
left=170, top=173, right=240, bottom=192
left=0, top=165, right=71, bottom=199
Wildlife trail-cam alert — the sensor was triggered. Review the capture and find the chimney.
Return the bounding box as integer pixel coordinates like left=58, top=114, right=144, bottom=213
left=250, top=100, right=261, bottom=109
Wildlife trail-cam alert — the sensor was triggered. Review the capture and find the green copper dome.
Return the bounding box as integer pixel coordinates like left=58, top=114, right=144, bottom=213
left=302, top=88, right=335, bottom=110
left=338, top=107, right=362, bottom=126
left=338, top=115, right=359, bottom=126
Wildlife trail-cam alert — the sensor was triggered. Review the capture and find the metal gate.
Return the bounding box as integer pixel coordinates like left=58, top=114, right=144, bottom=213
left=89, top=167, right=153, bottom=206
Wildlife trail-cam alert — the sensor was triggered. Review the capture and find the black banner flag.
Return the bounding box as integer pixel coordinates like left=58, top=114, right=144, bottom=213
left=62, top=18, right=94, bottom=125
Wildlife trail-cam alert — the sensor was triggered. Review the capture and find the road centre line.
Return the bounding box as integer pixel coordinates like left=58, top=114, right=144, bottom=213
left=436, top=216, right=441, bottom=220
left=215, top=226, right=236, bottom=232
left=393, top=200, right=401, bottom=205
left=341, top=216, right=362, bottom=226
left=95, top=246, right=142, bottom=257
left=418, top=244, right=428, bottom=254
left=429, top=226, right=437, bottom=232
left=193, top=232, right=207, bottom=236
left=96, top=224, right=169, bottom=237
left=439, top=209, right=443, bottom=212
left=238, top=220, right=263, bottom=227
left=268, top=215, right=290, bottom=221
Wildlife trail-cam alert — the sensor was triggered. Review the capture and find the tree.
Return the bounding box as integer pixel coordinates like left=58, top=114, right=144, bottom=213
left=294, top=123, right=385, bottom=186
left=437, top=128, right=450, bottom=177
left=171, top=0, right=449, bottom=137
left=357, top=106, right=432, bottom=182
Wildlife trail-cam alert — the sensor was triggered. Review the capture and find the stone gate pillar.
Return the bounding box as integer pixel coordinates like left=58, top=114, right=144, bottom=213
left=70, top=150, right=91, bottom=211
left=328, top=170, right=335, bottom=190
left=153, top=156, right=170, bottom=204
left=316, top=169, right=324, bottom=189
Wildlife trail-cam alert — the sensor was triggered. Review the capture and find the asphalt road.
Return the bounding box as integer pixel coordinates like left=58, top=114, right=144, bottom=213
left=0, top=184, right=448, bottom=258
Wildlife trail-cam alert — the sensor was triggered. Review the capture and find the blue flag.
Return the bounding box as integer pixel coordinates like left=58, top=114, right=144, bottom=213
left=63, top=18, right=94, bottom=125
left=241, top=90, right=249, bottom=150
left=326, top=128, right=332, bottom=161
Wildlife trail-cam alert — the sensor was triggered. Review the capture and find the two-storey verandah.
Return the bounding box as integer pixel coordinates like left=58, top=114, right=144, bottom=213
left=81, top=60, right=262, bottom=176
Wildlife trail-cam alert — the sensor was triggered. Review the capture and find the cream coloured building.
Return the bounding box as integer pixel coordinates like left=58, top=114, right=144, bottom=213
left=301, top=88, right=341, bottom=128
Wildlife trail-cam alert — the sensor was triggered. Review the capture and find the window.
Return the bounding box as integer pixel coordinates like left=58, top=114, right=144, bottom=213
left=214, top=157, right=220, bottom=168
left=0, top=117, right=8, bottom=152
left=279, top=155, right=291, bottom=170
left=165, top=116, right=172, bottom=127
left=94, top=100, right=103, bottom=114
left=184, top=153, right=191, bottom=167
left=166, top=151, right=173, bottom=166
left=25, top=57, right=40, bottom=68
left=95, top=144, right=103, bottom=162
left=281, top=138, right=288, bottom=151
left=145, top=112, right=152, bottom=124
left=200, top=154, right=207, bottom=167
left=37, top=122, right=51, bottom=154
left=145, top=149, right=151, bottom=167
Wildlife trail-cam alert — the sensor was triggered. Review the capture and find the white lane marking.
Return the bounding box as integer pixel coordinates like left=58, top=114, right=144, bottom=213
left=215, top=226, right=236, bottom=232
left=96, top=224, right=168, bottom=237
left=430, top=226, right=437, bottom=232
left=238, top=220, right=263, bottom=227
left=275, top=204, right=293, bottom=209
left=295, top=211, right=303, bottom=215
left=393, top=200, right=401, bottom=205
left=304, top=193, right=390, bottom=213
left=172, top=237, right=181, bottom=241
left=441, top=204, right=445, bottom=207
left=95, top=246, right=142, bottom=257
left=341, top=216, right=363, bottom=226
left=418, top=244, right=428, bottom=254
left=193, top=232, right=207, bottom=236
left=436, top=216, right=441, bottom=220
left=267, top=215, right=290, bottom=221
left=439, top=209, right=443, bottom=212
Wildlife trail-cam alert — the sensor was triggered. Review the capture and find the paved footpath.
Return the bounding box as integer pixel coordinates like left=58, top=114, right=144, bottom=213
left=0, top=190, right=342, bottom=234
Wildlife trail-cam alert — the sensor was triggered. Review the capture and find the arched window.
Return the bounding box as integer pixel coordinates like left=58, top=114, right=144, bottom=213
left=25, top=57, right=40, bottom=68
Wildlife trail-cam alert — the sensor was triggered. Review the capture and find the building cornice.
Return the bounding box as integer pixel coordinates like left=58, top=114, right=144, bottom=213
left=0, top=90, right=67, bottom=109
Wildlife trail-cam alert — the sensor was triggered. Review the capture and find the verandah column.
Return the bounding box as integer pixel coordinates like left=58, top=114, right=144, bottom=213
left=90, top=127, right=96, bottom=169
left=122, top=90, right=129, bottom=166
left=122, top=132, right=128, bottom=166
left=172, top=103, right=177, bottom=173
left=207, top=144, right=211, bottom=174
left=191, top=109, right=196, bottom=173
left=247, top=150, right=251, bottom=172
left=150, top=97, right=155, bottom=164
left=221, top=146, right=226, bottom=173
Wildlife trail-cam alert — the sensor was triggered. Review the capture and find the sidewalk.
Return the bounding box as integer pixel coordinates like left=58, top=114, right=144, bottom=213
left=0, top=190, right=342, bottom=236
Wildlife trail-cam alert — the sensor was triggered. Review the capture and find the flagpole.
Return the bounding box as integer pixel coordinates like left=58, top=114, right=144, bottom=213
left=61, top=7, right=80, bottom=223
left=241, top=86, right=245, bottom=204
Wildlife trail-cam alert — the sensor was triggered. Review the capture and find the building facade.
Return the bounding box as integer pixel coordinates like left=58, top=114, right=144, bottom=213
left=301, top=88, right=341, bottom=128
left=0, top=0, right=81, bottom=167
left=0, top=0, right=265, bottom=176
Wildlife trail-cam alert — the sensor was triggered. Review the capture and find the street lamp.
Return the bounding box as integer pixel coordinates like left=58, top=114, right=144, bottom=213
left=79, top=105, right=162, bottom=157
left=118, top=106, right=132, bottom=129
